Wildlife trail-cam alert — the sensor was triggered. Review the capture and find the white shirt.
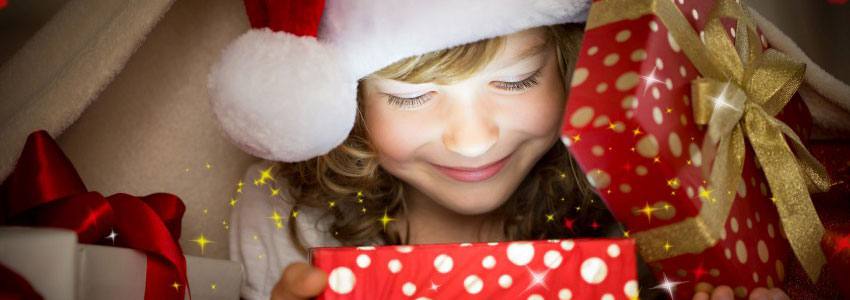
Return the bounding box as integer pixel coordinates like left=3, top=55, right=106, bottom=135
left=229, top=161, right=343, bottom=300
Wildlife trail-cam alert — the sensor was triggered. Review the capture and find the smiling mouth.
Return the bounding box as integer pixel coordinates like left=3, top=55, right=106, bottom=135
left=431, top=153, right=513, bottom=182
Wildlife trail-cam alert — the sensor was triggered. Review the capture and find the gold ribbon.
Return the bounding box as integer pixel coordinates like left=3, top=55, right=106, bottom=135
left=588, top=0, right=831, bottom=281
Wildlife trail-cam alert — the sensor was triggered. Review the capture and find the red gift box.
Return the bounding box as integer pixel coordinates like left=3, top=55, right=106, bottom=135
left=310, top=239, right=637, bottom=299
left=560, top=0, right=831, bottom=298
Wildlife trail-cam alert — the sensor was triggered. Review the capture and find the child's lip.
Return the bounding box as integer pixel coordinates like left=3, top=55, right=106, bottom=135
left=431, top=153, right=513, bottom=182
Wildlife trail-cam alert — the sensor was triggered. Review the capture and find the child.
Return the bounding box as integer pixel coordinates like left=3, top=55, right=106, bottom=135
left=210, top=1, right=791, bottom=299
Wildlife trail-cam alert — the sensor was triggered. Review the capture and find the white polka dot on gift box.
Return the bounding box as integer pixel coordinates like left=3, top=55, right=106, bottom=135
left=561, top=1, right=797, bottom=298
left=310, top=239, right=638, bottom=299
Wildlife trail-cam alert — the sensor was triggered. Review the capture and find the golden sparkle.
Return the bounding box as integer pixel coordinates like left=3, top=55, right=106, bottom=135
left=546, top=213, right=555, bottom=222
left=632, top=127, right=643, bottom=136
left=664, top=241, right=673, bottom=252
left=640, top=203, right=656, bottom=222
left=191, top=234, right=213, bottom=255
left=172, top=282, right=181, bottom=291
left=624, top=230, right=630, bottom=238
left=378, top=209, right=396, bottom=232
left=265, top=209, right=284, bottom=229
left=256, top=166, right=275, bottom=186
left=328, top=200, right=336, bottom=208
left=572, top=134, right=582, bottom=143
left=666, top=178, right=681, bottom=189
left=205, top=162, right=212, bottom=169
left=699, top=188, right=713, bottom=201
left=229, top=198, right=238, bottom=207
left=270, top=187, right=280, bottom=197
left=211, top=282, right=217, bottom=290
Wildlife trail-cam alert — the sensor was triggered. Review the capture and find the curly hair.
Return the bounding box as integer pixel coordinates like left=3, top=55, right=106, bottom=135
left=276, top=23, right=616, bottom=257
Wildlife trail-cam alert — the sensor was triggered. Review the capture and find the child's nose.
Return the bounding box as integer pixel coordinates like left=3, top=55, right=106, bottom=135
left=441, top=102, right=499, bottom=158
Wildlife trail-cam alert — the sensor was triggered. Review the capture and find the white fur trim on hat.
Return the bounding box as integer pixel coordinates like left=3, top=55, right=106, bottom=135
left=208, top=28, right=356, bottom=162
left=210, top=0, right=590, bottom=162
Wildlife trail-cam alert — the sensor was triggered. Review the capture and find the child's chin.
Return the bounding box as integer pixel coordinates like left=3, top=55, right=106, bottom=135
left=440, top=196, right=508, bottom=216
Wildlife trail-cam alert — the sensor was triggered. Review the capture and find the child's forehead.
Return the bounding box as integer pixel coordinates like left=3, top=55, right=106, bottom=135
left=486, top=29, right=550, bottom=71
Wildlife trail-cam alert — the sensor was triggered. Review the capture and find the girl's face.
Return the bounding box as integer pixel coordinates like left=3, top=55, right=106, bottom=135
left=361, top=28, right=566, bottom=215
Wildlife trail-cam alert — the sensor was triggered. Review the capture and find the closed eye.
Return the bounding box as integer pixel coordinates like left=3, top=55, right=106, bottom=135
left=385, top=91, right=434, bottom=110
left=492, top=69, right=542, bottom=92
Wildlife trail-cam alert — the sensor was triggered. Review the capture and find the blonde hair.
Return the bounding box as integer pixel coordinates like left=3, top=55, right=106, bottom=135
left=276, top=23, right=614, bottom=256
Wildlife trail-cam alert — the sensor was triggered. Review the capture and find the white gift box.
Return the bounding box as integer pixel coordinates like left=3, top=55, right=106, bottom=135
left=0, top=226, right=242, bottom=300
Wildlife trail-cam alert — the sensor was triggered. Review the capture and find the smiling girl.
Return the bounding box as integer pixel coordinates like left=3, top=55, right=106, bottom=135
left=210, top=1, right=791, bottom=300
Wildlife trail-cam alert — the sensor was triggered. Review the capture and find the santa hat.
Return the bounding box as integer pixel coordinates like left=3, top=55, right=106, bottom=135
left=208, top=0, right=850, bottom=163
left=207, top=0, right=590, bottom=162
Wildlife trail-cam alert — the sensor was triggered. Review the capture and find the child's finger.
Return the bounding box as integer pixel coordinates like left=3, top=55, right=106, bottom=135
left=768, top=288, right=790, bottom=300
left=710, top=285, right=735, bottom=300
left=692, top=291, right=710, bottom=300
left=749, top=287, right=770, bottom=300
left=273, top=262, right=328, bottom=300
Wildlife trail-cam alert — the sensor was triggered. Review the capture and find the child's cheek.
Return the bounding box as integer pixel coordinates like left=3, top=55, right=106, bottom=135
left=501, top=80, right=566, bottom=138
left=363, top=105, right=430, bottom=165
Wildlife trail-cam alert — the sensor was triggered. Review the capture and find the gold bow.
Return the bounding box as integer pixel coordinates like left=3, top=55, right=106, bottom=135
left=588, top=0, right=831, bottom=281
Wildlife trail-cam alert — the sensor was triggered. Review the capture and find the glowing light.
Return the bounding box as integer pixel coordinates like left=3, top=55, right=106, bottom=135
left=640, top=66, right=665, bottom=96
left=632, top=127, right=643, bottom=136
left=256, top=166, right=275, bottom=186
left=651, top=273, right=686, bottom=299
left=708, top=82, right=742, bottom=112
left=105, top=229, right=118, bottom=245
left=521, top=267, right=551, bottom=294
left=378, top=209, right=396, bottom=232
left=430, top=281, right=440, bottom=292
left=639, top=203, right=656, bottom=222
left=191, top=234, right=213, bottom=255
left=229, top=198, right=238, bottom=207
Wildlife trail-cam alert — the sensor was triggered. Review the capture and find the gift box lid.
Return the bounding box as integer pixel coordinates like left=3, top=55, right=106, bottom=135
left=0, top=226, right=242, bottom=300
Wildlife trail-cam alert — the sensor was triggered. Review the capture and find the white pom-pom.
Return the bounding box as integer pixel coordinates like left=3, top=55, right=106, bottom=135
left=208, top=28, right=356, bottom=162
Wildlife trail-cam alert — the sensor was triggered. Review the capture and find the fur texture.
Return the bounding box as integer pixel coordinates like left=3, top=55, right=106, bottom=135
left=208, top=28, right=356, bottom=162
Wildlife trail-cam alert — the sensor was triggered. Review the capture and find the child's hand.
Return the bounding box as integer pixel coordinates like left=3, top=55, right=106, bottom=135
left=691, top=285, right=789, bottom=300
left=271, top=262, right=328, bottom=300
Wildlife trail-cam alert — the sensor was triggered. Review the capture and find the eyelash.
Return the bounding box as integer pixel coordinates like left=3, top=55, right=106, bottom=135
left=493, top=69, right=542, bottom=91
left=386, top=92, right=433, bottom=110
left=385, top=69, right=543, bottom=109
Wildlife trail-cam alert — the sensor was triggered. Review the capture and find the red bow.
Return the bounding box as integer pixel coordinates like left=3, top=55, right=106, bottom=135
left=0, top=130, right=190, bottom=300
